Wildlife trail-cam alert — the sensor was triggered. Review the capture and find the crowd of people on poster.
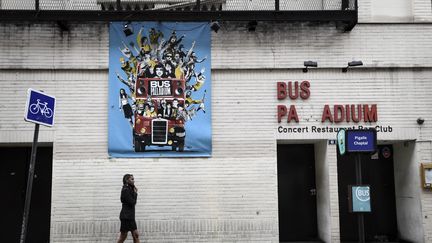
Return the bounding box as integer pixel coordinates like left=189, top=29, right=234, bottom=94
left=108, top=22, right=211, bottom=157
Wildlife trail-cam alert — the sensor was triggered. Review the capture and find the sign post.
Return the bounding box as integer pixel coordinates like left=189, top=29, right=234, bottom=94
left=355, top=153, right=365, bottom=243
left=20, top=123, right=39, bottom=243
left=339, top=128, right=376, bottom=243
left=21, top=89, right=56, bottom=243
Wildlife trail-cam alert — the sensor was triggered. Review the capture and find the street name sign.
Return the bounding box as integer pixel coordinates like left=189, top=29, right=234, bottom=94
left=346, top=129, right=376, bottom=153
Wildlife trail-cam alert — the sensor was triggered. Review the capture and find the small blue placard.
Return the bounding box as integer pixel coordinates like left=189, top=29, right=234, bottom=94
left=351, top=186, right=371, bottom=212
left=346, top=129, right=376, bottom=153
left=24, top=88, right=56, bottom=127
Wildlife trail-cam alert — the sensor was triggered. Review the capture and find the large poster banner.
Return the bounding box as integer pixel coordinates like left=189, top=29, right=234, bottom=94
left=108, top=22, right=211, bottom=157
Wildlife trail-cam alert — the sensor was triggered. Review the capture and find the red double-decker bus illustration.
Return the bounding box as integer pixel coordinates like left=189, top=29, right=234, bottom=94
left=133, top=77, right=187, bottom=152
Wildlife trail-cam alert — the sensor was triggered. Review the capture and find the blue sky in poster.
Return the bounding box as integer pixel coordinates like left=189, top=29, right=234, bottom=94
left=108, top=22, right=211, bottom=157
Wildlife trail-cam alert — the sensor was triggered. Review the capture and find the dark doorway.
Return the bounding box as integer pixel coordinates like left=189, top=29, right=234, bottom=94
left=0, top=146, right=53, bottom=243
left=337, top=145, right=398, bottom=242
left=277, top=144, right=319, bottom=242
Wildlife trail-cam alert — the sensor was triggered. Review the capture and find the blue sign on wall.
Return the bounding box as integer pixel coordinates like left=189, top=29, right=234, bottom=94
left=351, top=186, right=371, bottom=212
left=346, top=129, right=376, bottom=153
left=24, top=88, right=56, bottom=127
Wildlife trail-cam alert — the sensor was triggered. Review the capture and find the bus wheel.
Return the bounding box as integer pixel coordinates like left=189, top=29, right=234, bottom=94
left=134, top=139, right=145, bottom=152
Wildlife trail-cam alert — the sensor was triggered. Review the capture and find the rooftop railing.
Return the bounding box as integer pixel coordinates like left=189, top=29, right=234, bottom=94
left=0, top=0, right=358, bottom=30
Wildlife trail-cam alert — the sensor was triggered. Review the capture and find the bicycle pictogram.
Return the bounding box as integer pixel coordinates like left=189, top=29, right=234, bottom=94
left=29, top=99, right=53, bottom=118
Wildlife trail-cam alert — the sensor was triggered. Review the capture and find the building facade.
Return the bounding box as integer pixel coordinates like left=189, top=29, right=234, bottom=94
left=1, top=0, right=432, bottom=242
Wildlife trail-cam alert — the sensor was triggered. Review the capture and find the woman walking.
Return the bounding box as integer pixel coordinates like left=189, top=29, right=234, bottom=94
left=117, top=174, right=140, bottom=243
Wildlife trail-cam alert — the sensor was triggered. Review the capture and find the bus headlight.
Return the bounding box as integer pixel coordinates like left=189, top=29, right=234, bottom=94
left=138, top=87, right=146, bottom=95
left=169, top=127, right=175, bottom=133
left=140, top=128, right=146, bottom=133
left=175, top=87, right=183, bottom=95
left=168, top=140, right=173, bottom=145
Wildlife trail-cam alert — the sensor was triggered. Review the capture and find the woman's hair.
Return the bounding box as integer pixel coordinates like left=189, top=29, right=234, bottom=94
left=153, top=63, right=165, bottom=72
left=119, top=88, right=127, bottom=98
left=123, top=174, right=132, bottom=185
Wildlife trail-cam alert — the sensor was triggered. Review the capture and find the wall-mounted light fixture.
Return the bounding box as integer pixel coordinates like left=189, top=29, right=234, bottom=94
left=417, top=118, right=425, bottom=125
left=247, top=21, right=258, bottom=32
left=303, top=61, right=318, bottom=73
left=210, top=21, right=220, bottom=33
left=57, top=21, right=70, bottom=32
left=342, top=60, right=363, bottom=72
left=123, top=21, right=133, bottom=36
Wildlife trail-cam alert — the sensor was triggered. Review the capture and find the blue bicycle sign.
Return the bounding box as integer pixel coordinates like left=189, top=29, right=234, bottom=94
left=29, top=99, right=53, bottom=118
left=24, top=88, right=56, bottom=127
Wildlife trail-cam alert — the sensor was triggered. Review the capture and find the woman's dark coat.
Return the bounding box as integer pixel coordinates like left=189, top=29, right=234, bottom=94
left=119, top=185, right=137, bottom=220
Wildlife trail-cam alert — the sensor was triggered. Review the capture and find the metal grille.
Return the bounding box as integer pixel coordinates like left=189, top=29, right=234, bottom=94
left=0, top=0, right=356, bottom=11
left=0, top=0, right=357, bottom=29
left=152, top=120, right=168, bottom=144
